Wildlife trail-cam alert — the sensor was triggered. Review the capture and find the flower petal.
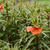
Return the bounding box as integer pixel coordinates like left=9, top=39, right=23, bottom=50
left=26, top=26, right=32, bottom=32
left=31, top=27, right=42, bottom=35
left=0, top=3, right=3, bottom=11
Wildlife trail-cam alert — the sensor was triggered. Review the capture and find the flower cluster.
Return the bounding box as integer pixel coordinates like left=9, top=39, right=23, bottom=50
left=26, top=26, right=42, bottom=36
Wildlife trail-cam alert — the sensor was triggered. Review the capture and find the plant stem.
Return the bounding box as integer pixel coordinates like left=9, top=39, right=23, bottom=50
left=48, top=16, right=50, bottom=27
left=6, top=2, right=11, bottom=48
left=36, top=36, right=39, bottom=50
left=48, top=14, right=50, bottom=48
left=6, top=2, right=10, bottom=43
left=42, top=44, right=44, bottom=50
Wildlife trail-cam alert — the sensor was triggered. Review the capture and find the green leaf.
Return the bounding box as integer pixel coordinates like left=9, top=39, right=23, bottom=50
left=23, top=36, right=35, bottom=50
left=41, top=41, right=50, bottom=50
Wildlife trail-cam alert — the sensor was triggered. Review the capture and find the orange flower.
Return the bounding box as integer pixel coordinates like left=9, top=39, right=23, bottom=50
left=31, top=27, right=42, bottom=35
left=26, top=26, right=32, bottom=32
left=26, top=26, right=42, bottom=35
left=0, top=3, right=3, bottom=11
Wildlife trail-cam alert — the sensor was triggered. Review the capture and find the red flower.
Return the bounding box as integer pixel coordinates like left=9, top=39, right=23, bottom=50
left=31, top=27, right=42, bottom=35
left=26, top=26, right=32, bottom=32
left=26, top=26, right=42, bottom=35
left=0, top=3, right=3, bottom=11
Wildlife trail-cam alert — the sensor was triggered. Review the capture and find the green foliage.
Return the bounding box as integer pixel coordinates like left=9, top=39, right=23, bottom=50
left=0, top=1, right=50, bottom=50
